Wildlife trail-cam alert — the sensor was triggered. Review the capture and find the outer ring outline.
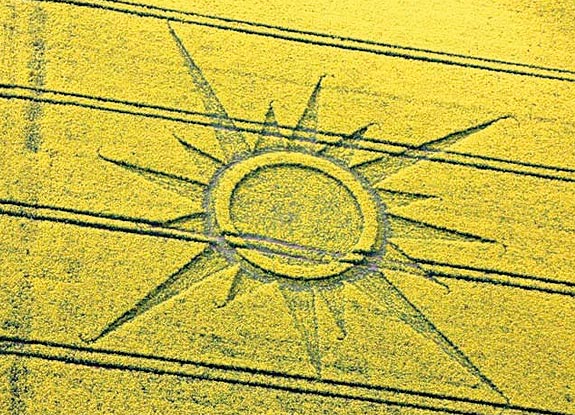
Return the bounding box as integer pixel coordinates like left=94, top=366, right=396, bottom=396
left=211, top=151, right=380, bottom=279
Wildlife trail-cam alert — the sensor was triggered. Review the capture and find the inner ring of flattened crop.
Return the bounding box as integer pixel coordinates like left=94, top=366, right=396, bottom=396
left=211, top=152, right=381, bottom=279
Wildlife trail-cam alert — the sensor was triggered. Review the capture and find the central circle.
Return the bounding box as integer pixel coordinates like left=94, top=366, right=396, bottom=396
left=211, top=152, right=381, bottom=280
left=232, top=165, right=362, bottom=253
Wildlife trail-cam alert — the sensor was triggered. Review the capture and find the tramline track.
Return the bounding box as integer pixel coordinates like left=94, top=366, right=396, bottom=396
left=1, top=84, right=575, bottom=184
left=1, top=198, right=574, bottom=298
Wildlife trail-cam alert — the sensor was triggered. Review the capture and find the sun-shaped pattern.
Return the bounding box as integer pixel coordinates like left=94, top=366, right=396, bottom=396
left=86, top=24, right=508, bottom=400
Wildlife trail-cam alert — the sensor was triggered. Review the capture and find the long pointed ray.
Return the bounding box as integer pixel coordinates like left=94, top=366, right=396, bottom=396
left=387, top=212, right=496, bottom=244
left=168, top=24, right=250, bottom=161
left=376, top=188, right=437, bottom=207
left=416, top=115, right=512, bottom=151
left=86, top=247, right=230, bottom=343
left=173, top=134, right=225, bottom=165
left=317, top=286, right=347, bottom=340
left=291, top=75, right=327, bottom=153
left=358, top=116, right=511, bottom=185
left=280, top=286, right=322, bottom=376
left=215, top=268, right=261, bottom=308
left=255, top=101, right=289, bottom=150
left=354, top=272, right=507, bottom=400
left=383, top=241, right=449, bottom=290
left=99, top=153, right=207, bottom=199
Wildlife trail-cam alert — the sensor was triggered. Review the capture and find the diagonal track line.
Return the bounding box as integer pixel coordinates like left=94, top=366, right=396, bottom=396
left=0, top=336, right=573, bottom=415
left=31, top=0, right=575, bottom=82
left=1, top=198, right=574, bottom=298
left=1, top=84, right=575, bottom=184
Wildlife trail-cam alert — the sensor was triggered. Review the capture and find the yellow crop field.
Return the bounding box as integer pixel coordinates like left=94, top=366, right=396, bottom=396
left=0, top=1, right=574, bottom=414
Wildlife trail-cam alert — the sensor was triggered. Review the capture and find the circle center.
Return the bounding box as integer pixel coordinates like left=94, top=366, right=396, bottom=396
left=231, top=164, right=363, bottom=253
left=210, top=152, right=381, bottom=280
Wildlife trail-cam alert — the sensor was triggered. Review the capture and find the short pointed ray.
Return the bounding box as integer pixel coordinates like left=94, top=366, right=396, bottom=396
left=86, top=247, right=230, bottom=343
left=350, top=124, right=375, bottom=140
left=162, top=212, right=205, bottom=232
left=354, top=272, right=506, bottom=400
left=320, top=123, right=377, bottom=166
left=173, top=134, right=225, bottom=165
left=383, top=241, right=449, bottom=290
left=352, top=153, right=416, bottom=185
left=376, top=188, right=437, bottom=207
left=358, top=116, right=510, bottom=185
left=318, top=286, right=347, bottom=340
left=168, top=24, right=250, bottom=161
left=387, top=212, right=496, bottom=244
left=280, top=286, right=322, bottom=376
left=162, top=212, right=205, bottom=226
left=291, top=76, right=327, bottom=153
left=99, top=153, right=207, bottom=201
left=215, top=268, right=262, bottom=308
left=255, top=101, right=290, bottom=151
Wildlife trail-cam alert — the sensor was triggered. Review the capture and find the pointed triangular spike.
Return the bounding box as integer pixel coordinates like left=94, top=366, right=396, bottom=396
left=387, top=212, right=496, bottom=244
left=350, top=123, right=375, bottom=140
left=384, top=241, right=412, bottom=263
left=162, top=212, right=205, bottom=232
left=262, top=102, right=281, bottom=136
left=280, top=286, right=322, bottom=376
left=360, top=116, right=510, bottom=185
left=99, top=153, right=207, bottom=200
left=168, top=24, right=250, bottom=161
left=317, top=287, right=347, bottom=340
left=351, top=153, right=416, bottom=185
left=321, top=123, right=377, bottom=166
left=255, top=101, right=289, bottom=151
left=295, top=76, right=324, bottom=132
left=85, top=247, right=229, bottom=343
left=376, top=188, right=437, bottom=207
left=354, top=272, right=506, bottom=400
left=346, top=124, right=387, bottom=166
left=211, top=264, right=240, bottom=307
left=173, top=134, right=225, bottom=165
left=215, top=268, right=261, bottom=308
left=417, top=116, right=511, bottom=150
left=291, top=76, right=327, bottom=153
